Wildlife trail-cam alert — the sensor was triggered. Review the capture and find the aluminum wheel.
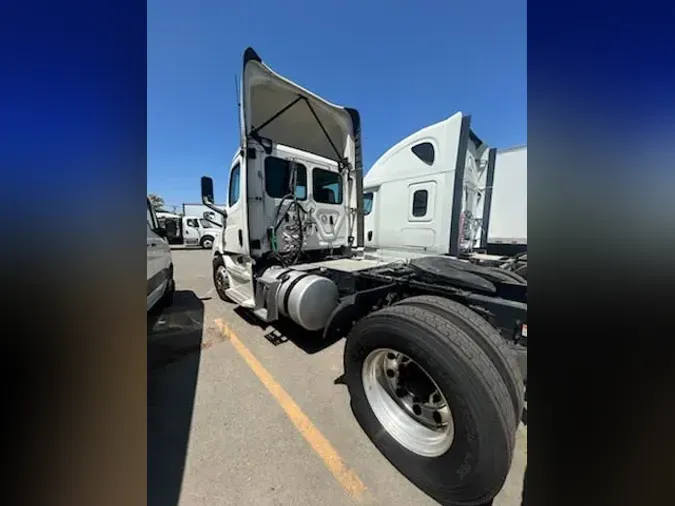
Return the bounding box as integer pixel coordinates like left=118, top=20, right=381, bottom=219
left=362, top=348, right=454, bottom=457
left=214, top=265, right=229, bottom=293
left=202, top=238, right=213, bottom=249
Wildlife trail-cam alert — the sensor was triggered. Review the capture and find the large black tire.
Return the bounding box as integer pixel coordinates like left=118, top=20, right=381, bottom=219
left=395, top=296, right=525, bottom=425
left=344, top=305, right=516, bottom=506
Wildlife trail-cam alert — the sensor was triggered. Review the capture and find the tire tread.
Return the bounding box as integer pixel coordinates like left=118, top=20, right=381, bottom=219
left=345, top=304, right=517, bottom=505
left=395, top=295, right=525, bottom=422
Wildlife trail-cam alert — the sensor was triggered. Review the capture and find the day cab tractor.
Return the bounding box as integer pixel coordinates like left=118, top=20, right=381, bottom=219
left=200, top=47, right=527, bottom=506
left=157, top=212, right=221, bottom=249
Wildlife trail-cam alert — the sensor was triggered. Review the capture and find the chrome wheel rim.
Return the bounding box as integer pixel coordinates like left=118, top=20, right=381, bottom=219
left=362, top=348, right=454, bottom=457
left=215, top=266, right=228, bottom=293
left=203, top=239, right=213, bottom=248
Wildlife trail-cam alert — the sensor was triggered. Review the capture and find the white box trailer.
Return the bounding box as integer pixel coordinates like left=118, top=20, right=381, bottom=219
left=482, top=145, right=527, bottom=252
left=182, top=202, right=226, bottom=226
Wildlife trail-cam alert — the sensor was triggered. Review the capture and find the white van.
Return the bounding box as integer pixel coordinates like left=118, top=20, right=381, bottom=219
left=147, top=198, right=175, bottom=311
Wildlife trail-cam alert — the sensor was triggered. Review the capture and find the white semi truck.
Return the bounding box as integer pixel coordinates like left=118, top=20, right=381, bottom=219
left=362, top=120, right=527, bottom=278
left=182, top=202, right=226, bottom=227
left=200, top=47, right=526, bottom=506
left=156, top=212, right=221, bottom=249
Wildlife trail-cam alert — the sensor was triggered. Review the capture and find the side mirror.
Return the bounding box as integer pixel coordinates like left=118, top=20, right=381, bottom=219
left=201, top=176, right=214, bottom=204
left=200, top=176, right=228, bottom=218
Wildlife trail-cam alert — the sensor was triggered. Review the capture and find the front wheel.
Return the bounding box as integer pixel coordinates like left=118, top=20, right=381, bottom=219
left=212, top=255, right=231, bottom=302
left=200, top=236, right=214, bottom=249
left=344, top=304, right=516, bottom=506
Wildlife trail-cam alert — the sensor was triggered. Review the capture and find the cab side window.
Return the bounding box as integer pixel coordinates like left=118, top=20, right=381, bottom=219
left=363, top=192, right=374, bottom=215
left=264, top=157, right=308, bottom=200
left=229, top=163, right=241, bottom=206
left=411, top=142, right=435, bottom=166
left=412, top=190, right=428, bottom=217
left=313, top=168, right=343, bottom=204
left=186, top=218, right=199, bottom=228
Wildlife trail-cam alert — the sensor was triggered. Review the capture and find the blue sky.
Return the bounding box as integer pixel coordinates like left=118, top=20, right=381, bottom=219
left=148, top=0, right=526, bottom=208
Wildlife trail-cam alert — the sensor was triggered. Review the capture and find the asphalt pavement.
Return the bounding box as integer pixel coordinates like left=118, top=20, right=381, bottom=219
left=148, top=248, right=527, bottom=506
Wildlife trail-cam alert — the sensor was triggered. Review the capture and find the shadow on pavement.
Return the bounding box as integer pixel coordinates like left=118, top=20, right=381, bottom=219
left=233, top=306, right=343, bottom=355
left=148, top=290, right=204, bottom=506
left=233, top=304, right=530, bottom=506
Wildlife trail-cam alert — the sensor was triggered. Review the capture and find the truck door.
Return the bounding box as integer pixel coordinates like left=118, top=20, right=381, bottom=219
left=164, top=217, right=180, bottom=243
left=310, top=163, right=346, bottom=246
left=223, top=156, right=249, bottom=255
left=363, top=189, right=377, bottom=248
left=183, top=218, right=200, bottom=246
left=403, top=181, right=437, bottom=251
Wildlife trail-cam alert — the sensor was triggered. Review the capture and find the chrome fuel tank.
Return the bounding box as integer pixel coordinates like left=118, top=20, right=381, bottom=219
left=259, top=267, right=339, bottom=331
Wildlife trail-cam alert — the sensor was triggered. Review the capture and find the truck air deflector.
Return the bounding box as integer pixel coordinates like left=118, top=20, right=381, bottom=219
left=249, top=94, right=345, bottom=168
left=345, top=107, right=364, bottom=248
left=448, top=115, right=472, bottom=257
left=480, top=148, right=497, bottom=248
left=241, top=47, right=356, bottom=164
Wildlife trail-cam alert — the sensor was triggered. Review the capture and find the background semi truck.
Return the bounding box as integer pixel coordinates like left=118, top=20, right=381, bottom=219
left=182, top=202, right=226, bottom=227
left=200, top=47, right=527, bottom=506
left=362, top=121, right=527, bottom=277
left=156, top=212, right=221, bottom=249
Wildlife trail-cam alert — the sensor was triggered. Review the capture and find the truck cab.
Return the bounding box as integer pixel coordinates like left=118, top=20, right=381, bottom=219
left=158, top=212, right=221, bottom=249
left=363, top=113, right=493, bottom=261
left=205, top=48, right=361, bottom=307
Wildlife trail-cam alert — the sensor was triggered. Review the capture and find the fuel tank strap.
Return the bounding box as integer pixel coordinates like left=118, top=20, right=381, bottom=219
left=282, top=272, right=310, bottom=316
left=274, top=268, right=293, bottom=281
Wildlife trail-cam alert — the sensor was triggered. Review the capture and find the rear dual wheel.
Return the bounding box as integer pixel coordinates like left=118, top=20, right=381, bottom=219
left=394, top=295, right=525, bottom=426
left=344, top=302, right=519, bottom=506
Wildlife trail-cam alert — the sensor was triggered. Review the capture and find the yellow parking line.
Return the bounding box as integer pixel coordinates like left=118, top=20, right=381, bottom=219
left=214, top=318, right=367, bottom=502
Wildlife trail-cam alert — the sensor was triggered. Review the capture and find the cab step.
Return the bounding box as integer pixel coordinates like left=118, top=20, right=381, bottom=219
left=225, top=286, right=254, bottom=308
